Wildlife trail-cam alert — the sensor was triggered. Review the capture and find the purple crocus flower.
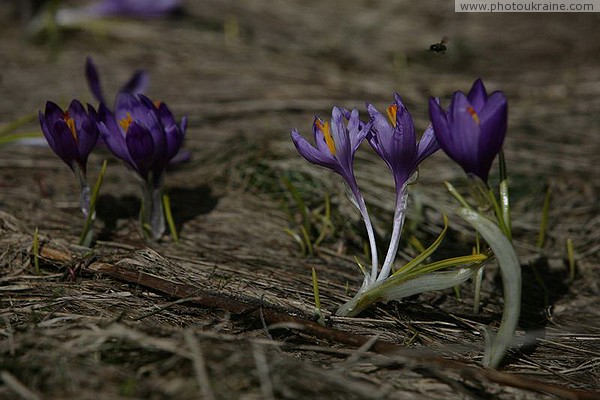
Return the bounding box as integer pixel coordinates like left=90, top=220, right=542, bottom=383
left=367, top=94, right=440, bottom=196
left=39, top=100, right=99, bottom=173
left=86, top=0, right=181, bottom=18
left=98, top=93, right=186, bottom=180
left=428, top=79, right=507, bottom=183
left=39, top=100, right=100, bottom=239
left=55, top=0, right=181, bottom=26
left=366, top=94, right=440, bottom=282
left=291, top=107, right=380, bottom=285
left=98, top=93, right=186, bottom=240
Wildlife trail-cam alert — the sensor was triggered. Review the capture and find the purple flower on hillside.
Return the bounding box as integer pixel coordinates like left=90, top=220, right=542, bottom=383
left=291, top=107, right=380, bottom=284
left=85, top=57, right=148, bottom=106
left=367, top=94, right=439, bottom=196
left=97, top=93, right=186, bottom=182
left=97, top=92, right=186, bottom=240
left=291, top=107, right=369, bottom=199
left=86, top=0, right=181, bottom=18
left=39, top=100, right=99, bottom=172
left=428, top=79, right=507, bottom=183
left=366, top=94, right=439, bottom=282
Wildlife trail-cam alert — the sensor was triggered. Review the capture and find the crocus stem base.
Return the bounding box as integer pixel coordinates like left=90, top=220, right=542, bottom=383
left=139, top=174, right=166, bottom=241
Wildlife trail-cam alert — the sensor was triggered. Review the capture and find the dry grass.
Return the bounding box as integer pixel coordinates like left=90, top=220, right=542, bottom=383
left=1, top=0, right=600, bottom=398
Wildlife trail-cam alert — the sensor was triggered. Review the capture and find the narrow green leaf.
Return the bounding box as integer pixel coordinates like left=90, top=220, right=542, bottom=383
left=162, top=193, right=179, bottom=243
left=0, top=132, right=42, bottom=146
left=300, top=226, right=313, bottom=256
left=499, top=180, right=512, bottom=240
left=0, top=113, right=37, bottom=136
left=284, top=228, right=306, bottom=255
left=536, top=184, right=552, bottom=249
left=458, top=207, right=521, bottom=369
left=393, top=214, right=449, bottom=276
left=281, top=176, right=310, bottom=233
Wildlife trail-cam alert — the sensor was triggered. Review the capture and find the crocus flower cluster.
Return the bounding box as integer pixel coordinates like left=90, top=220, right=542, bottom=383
left=39, top=57, right=186, bottom=243
left=291, top=78, right=508, bottom=297
left=292, top=96, right=439, bottom=291
left=291, top=78, right=514, bottom=368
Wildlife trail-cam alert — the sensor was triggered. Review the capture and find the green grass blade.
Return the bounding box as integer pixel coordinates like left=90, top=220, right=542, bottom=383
left=536, top=184, right=552, bottom=249
left=162, top=193, right=179, bottom=243
left=393, top=214, right=449, bottom=276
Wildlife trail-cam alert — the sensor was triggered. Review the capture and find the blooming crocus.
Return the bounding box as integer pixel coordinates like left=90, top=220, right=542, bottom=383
left=98, top=93, right=186, bottom=240
left=39, top=100, right=100, bottom=246
left=54, top=0, right=181, bottom=27
left=367, top=94, right=440, bottom=281
left=428, top=79, right=507, bottom=183
left=39, top=100, right=99, bottom=210
left=291, top=107, right=379, bottom=286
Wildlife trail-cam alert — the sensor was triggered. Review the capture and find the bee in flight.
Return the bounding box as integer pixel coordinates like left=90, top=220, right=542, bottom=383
left=429, top=36, right=449, bottom=53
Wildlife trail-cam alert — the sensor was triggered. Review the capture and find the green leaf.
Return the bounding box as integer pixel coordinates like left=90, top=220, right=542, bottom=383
left=458, top=207, right=521, bottom=369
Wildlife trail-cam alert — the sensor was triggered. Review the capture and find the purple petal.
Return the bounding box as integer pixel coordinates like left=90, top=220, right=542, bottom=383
left=393, top=95, right=417, bottom=160
left=179, top=116, right=187, bottom=133
left=85, top=57, right=106, bottom=104
left=51, top=119, right=80, bottom=168
left=75, top=104, right=100, bottom=163
left=39, top=111, right=59, bottom=155
left=312, top=117, right=332, bottom=155
left=467, top=78, right=488, bottom=113
left=120, top=70, right=149, bottom=95
left=291, top=129, right=336, bottom=169
left=125, top=122, right=155, bottom=178
left=416, top=124, right=440, bottom=165
left=89, top=0, right=181, bottom=18
left=115, top=93, right=164, bottom=157
left=478, top=91, right=507, bottom=168
left=44, top=101, right=64, bottom=124
left=449, top=92, right=480, bottom=164
left=366, top=103, right=393, bottom=161
left=347, top=108, right=367, bottom=154
left=330, top=107, right=350, bottom=160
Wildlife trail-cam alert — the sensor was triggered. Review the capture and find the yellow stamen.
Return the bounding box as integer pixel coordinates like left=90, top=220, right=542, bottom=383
left=153, top=100, right=162, bottom=109
left=63, top=112, right=78, bottom=142
left=386, top=104, right=398, bottom=127
left=119, top=112, right=133, bottom=132
left=466, top=106, right=480, bottom=124
left=316, top=119, right=336, bottom=156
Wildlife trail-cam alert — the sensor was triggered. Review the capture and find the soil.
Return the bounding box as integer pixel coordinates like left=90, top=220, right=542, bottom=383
left=1, top=1, right=599, bottom=399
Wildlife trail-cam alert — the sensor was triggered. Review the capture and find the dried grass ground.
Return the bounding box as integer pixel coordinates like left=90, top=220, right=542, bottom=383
left=1, top=1, right=600, bottom=399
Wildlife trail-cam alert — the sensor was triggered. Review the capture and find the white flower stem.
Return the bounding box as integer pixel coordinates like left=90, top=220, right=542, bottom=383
left=73, top=163, right=94, bottom=247
left=139, top=173, right=166, bottom=241
left=357, top=196, right=379, bottom=285
left=377, top=188, right=408, bottom=282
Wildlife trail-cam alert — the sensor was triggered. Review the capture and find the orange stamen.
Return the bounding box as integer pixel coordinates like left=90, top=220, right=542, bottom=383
left=466, top=106, right=480, bottom=124
left=63, top=111, right=78, bottom=142
left=153, top=100, right=162, bottom=109
left=119, top=112, right=133, bottom=132
left=386, top=104, right=398, bottom=127
left=316, top=119, right=336, bottom=156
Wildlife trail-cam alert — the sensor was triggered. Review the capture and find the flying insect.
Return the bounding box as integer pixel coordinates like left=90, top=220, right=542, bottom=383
left=429, top=37, right=449, bottom=53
